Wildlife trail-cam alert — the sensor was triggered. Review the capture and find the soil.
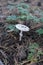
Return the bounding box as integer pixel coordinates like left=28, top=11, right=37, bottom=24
left=0, top=0, right=43, bottom=65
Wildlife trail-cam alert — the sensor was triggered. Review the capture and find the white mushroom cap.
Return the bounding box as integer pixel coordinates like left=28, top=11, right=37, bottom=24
left=15, top=24, right=29, bottom=32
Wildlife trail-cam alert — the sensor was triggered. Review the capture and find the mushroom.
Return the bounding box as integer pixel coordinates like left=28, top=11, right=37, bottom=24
left=15, top=24, right=29, bottom=41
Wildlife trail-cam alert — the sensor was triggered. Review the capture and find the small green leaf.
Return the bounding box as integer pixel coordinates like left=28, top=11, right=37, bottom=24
left=6, top=15, right=17, bottom=21
left=39, top=17, right=43, bottom=22
left=29, top=43, right=39, bottom=49
left=18, top=15, right=26, bottom=20
left=6, top=24, right=19, bottom=32
left=16, top=3, right=29, bottom=9
left=18, top=7, right=29, bottom=15
left=38, top=50, right=43, bottom=55
left=29, top=49, right=36, bottom=53
left=27, top=53, right=33, bottom=60
left=36, top=28, right=43, bottom=35
left=27, top=43, right=39, bottom=61
left=7, top=5, right=15, bottom=10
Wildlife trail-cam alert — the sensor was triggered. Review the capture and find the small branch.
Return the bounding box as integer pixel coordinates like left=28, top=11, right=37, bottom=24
left=31, top=23, right=43, bottom=30
left=20, top=59, right=43, bottom=65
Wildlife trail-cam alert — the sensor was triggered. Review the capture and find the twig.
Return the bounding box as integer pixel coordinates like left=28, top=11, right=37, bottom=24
left=31, top=23, right=43, bottom=30
left=20, top=59, right=43, bottom=65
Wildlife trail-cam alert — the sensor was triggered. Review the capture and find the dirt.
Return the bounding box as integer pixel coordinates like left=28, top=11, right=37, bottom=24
left=0, top=0, right=43, bottom=65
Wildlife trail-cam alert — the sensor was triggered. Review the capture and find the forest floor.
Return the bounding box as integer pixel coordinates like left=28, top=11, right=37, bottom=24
left=0, top=0, right=43, bottom=65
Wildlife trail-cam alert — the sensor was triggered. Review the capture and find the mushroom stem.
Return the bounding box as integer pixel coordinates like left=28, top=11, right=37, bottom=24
left=19, top=31, right=23, bottom=41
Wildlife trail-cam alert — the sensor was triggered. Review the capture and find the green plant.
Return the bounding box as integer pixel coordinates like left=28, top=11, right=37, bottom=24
left=17, top=7, right=29, bottom=15
left=6, top=24, right=19, bottom=33
left=6, top=15, right=17, bottom=21
left=16, top=3, right=29, bottom=9
left=36, top=28, right=43, bottom=35
left=39, top=17, right=43, bottom=22
left=6, top=15, right=18, bottom=24
left=29, top=43, right=39, bottom=49
left=7, top=5, right=15, bottom=10
left=27, top=43, right=43, bottom=62
left=37, top=49, right=43, bottom=57
left=18, top=15, right=27, bottom=21
left=6, top=2, right=43, bottom=23
left=27, top=43, right=39, bottom=60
